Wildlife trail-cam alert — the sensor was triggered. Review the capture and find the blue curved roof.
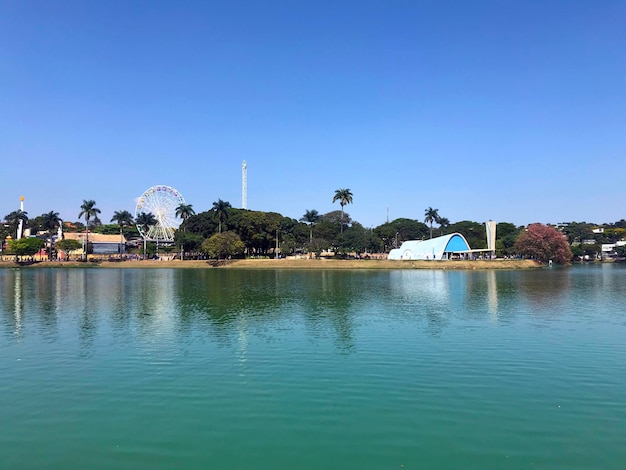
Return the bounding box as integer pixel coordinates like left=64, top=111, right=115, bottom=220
left=388, top=233, right=471, bottom=260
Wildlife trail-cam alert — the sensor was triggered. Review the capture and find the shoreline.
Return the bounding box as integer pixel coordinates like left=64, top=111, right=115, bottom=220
left=0, top=258, right=542, bottom=270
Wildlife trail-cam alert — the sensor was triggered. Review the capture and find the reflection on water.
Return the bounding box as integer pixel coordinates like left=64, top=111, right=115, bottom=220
left=4, top=267, right=626, bottom=344
left=2, top=266, right=624, bottom=349
left=487, top=270, right=498, bottom=320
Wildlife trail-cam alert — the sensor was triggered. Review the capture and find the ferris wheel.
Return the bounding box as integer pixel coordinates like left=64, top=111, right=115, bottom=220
left=135, top=185, right=186, bottom=242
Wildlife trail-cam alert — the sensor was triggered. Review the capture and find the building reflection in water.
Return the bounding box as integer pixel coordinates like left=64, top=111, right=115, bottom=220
left=487, top=270, right=498, bottom=322
left=389, top=270, right=462, bottom=334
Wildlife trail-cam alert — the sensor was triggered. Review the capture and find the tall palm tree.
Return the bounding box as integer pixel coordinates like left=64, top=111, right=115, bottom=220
left=111, top=210, right=134, bottom=257
left=424, top=207, right=440, bottom=239
left=78, top=200, right=101, bottom=259
left=136, top=211, right=157, bottom=259
left=300, top=209, right=320, bottom=244
left=175, top=203, right=195, bottom=232
left=4, top=210, right=29, bottom=239
left=212, top=199, right=231, bottom=233
left=332, top=188, right=353, bottom=233
left=41, top=211, right=62, bottom=260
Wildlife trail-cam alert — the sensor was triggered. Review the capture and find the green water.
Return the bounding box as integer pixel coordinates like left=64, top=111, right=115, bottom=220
left=1, top=266, right=625, bottom=469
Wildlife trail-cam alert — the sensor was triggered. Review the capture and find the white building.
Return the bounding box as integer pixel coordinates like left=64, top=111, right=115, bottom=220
left=388, top=233, right=473, bottom=260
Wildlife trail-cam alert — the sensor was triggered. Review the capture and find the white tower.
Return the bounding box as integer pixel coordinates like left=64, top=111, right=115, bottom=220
left=17, top=196, right=25, bottom=239
left=485, top=220, right=497, bottom=259
left=242, top=160, right=248, bottom=209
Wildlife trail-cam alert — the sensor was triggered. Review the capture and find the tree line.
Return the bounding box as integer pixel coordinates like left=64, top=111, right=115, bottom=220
left=2, top=189, right=625, bottom=262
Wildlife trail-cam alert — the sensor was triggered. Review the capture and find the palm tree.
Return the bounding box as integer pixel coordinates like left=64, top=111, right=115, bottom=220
left=4, top=210, right=29, bottom=239
left=110, top=210, right=134, bottom=257
left=136, top=211, right=157, bottom=259
left=41, top=211, right=62, bottom=260
left=175, top=203, right=195, bottom=261
left=424, top=207, right=440, bottom=239
left=78, top=200, right=101, bottom=259
left=332, top=188, right=353, bottom=233
left=438, top=217, right=450, bottom=236
left=300, top=209, right=320, bottom=244
left=212, top=199, right=232, bottom=233
left=175, top=203, right=195, bottom=232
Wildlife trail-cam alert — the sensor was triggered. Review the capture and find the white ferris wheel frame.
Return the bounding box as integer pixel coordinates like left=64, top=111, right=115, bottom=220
left=135, top=185, right=186, bottom=242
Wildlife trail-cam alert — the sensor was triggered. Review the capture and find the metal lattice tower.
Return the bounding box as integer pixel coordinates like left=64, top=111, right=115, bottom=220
left=242, top=160, right=248, bottom=209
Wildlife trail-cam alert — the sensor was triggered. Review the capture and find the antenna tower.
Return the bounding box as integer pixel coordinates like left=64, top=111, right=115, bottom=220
left=242, top=160, right=248, bottom=209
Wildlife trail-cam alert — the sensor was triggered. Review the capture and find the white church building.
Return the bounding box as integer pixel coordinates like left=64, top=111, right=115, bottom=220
left=388, top=222, right=497, bottom=261
left=388, top=233, right=473, bottom=260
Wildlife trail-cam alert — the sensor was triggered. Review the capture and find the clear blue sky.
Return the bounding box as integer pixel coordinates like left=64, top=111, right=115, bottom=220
left=1, top=1, right=624, bottom=228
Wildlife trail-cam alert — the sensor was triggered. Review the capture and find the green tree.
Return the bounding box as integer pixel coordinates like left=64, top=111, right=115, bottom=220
left=174, top=231, right=204, bottom=256
left=41, top=211, right=62, bottom=260
left=182, top=208, right=311, bottom=256
left=78, top=200, right=101, bottom=259
left=279, top=232, right=298, bottom=256
left=183, top=211, right=217, bottom=239
left=234, top=210, right=284, bottom=256
left=201, top=231, right=245, bottom=259
left=438, top=217, right=450, bottom=236
left=424, top=207, right=440, bottom=239
left=495, top=222, right=521, bottom=257
left=174, top=203, right=196, bottom=259
left=335, top=223, right=368, bottom=256
left=41, top=211, right=62, bottom=232
left=602, top=228, right=626, bottom=244
left=332, top=188, right=353, bottom=233
left=320, top=210, right=350, bottom=226
left=613, top=219, right=626, bottom=229
left=175, top=203, right=196, bottom=232
left=6, top=237, right=45, bottom=261
left=315, top=211, right=345, bottom=248
left=496, top=222, right=519, bottom=238
left=300, top=209, right=320, bottom=244
left=374, top=218, right=428, bottom=251
left=514, top=223, right=572, bottom=264
left=560, top=221, right=596, bottom=244
left=93, top=224, right=122, bottom=235
left=212, top=199, right=232, bottom=233
left=570, top=244, right=584, bottom=260
left=55, top=239, right=81, bottom=261
left=111, top=210, right=134, bottom=256
left=4, top=210, right=29, bottom=238
left=136, top=211, right=157, bottom=259
left=581, top=243, right=601, bottom=259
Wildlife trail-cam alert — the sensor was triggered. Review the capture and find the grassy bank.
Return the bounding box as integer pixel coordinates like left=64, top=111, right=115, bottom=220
left=0, top=258, right=542, bottom=270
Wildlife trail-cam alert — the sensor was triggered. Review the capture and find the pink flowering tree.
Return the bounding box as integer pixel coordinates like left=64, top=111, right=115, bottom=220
left=514, top=223, right=572, bottom=264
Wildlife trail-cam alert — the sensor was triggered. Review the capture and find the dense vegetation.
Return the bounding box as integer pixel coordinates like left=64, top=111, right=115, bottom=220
left=1, top=193, right=625, bottom=263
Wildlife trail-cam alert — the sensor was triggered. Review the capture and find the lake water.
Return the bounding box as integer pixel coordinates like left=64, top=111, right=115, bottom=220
left=1, top=265, right=625, bottom=469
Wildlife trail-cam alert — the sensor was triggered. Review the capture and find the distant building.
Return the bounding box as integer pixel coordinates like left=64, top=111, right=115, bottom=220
left=63, top=232, right=126, bottom=255
left=388, top=233, right=473, bottom=260
left=602, top=241, right=626, bottom=258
